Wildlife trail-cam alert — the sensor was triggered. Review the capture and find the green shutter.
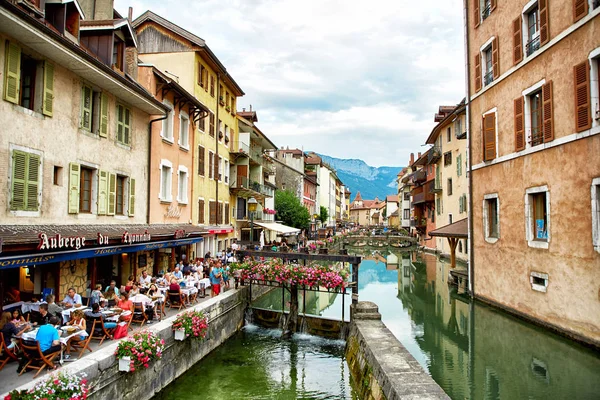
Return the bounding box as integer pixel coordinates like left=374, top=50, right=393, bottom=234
left=107, top=173, right=116, bottom=215
left=68, top=163, right=80, bottom=214
left=116, top=105, right=124, bottom=143
left=26, top=153, right=40, bottom=211
left=456, top=154, right=462, bottom=176
left=81, top=85, right=92, bottom=130
left=124, top=107, right=131, bottom=144
left=99, top=93, right=109, bottom=137
left=128, top=178, right=135, bottom=216
left=4, top=41, right=21, bottom=104
left=42, top=61, right=54, bottom=117
left=11, top=150, right=26, bottom=210
left=97, top=170, right=108, bottom=215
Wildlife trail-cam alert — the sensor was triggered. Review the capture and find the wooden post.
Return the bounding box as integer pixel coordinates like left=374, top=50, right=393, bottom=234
left=351, top=262, right=359, bottom=305
left=447, top=237, right=458, bottom=269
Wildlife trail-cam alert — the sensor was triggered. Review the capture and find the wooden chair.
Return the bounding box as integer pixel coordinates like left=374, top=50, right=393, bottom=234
left=86, top=316, right=113, bottom=346
left=67, top=330, right=93, bottom=359
left=0, top=334, right=18, bottom=371
left=167, top=290, right=184, bottom=311
left=18, top=339, right=60, bottom=378
left=130, top=302, right=147, bottom=327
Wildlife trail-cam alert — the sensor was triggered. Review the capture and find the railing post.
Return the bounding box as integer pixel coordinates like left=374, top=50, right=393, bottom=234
left=351, top=262, right=359, bottom=305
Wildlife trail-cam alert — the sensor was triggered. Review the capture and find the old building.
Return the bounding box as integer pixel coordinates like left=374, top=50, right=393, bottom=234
left=466, top=0, right=600, bottom=346
left=409, top=151, right=437, bottom=250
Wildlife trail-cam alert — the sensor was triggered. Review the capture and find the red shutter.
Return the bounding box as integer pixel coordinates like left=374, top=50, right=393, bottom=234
left=512, top=17, right=523, bottom=65
left=474, top=0, right=480, bottom=28
left=492, top=37, right=499, bottom=79
left=573, top=0, right=588, bottom=22
left=490, top=0, right=497, bottom=12
left=539, top=0, right=549, bottom=45
left=475, top=53, right=482, bottom=92
left=574, top=61, right=592, bottom=132
left=542, top=81, right=554, bottom=143
left=483, top=113, right=496, bottom=161
left=213, top=154, right=219, bottom=180
left=209, top=201, right=216, bottom=224
left=514, top=97, right=525, bottom=151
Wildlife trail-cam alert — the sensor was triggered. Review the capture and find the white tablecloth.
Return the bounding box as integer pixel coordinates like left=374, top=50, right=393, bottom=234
left=22, top=327, right=88, bottom=345
left=2, top=301, right=23, bottom=311
left=22, top=301, right=46, bottom=313
left=61, top=306, right=89, bottom=324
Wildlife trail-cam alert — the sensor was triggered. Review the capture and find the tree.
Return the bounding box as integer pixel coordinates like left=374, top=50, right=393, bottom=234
left=275, top=190, right=310, bottom=230
left=318, top=206, right=328, bottom=226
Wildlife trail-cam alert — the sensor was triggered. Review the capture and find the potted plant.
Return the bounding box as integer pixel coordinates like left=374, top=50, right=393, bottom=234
left=219, top=96, right=225, bottom=106
left=226, top=105, right=231, bottom=112
left=115, top=330, right=164, bottom=372
left=172, top=310, right=209, bottom=341
left=4, top=371, right=88, bottom=400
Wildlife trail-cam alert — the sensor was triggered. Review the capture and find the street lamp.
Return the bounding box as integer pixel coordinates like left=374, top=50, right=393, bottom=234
left=248, top=197, right=258, bottom=246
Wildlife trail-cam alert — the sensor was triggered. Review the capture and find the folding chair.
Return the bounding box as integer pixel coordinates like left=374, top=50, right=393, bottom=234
left=86, top=316, right=113, bottom=346
left=67, top=330, right=93, bottom=359
left=0, top=334, right=18, bottom=371
left=130, top=302, right=147, bottom=327
left=167, top=290, right=185, bottom=311
left=18, top=339, right=60, bottom=378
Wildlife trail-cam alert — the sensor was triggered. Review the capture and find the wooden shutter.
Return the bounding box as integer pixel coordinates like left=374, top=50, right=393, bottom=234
left=514, top=97, right=525, bottom=151
left=11, top=151, right=26, bottom=210
left=107, top=173, right=116, bottom=215
left=4, top=42, right=21, bottom=104
left=81, top=86, right=92, bottom=130
left=512, top=18, right=523, bottom=65
left=42, top=61, right=54, bottom=117
left=25, top=153, right=40, bottom=211
left=97, top=170, right=108, bottom=215
left=219, top=203, right=224, bottom=224
left=539, top=0, right=549, bottom=45
left=99, top=93, right=109, bottom=137
left=197, top=62, right=202, bottom=86
left=198, top=199, right=205, bottom=224
left=68, top=163, right=80, bottom=214
left=574, top=61, right=591, bottom=132
left=573, top=0, right=588, bottom=22
left=124, top=107, right=131, bottom=144
left=542, top=81, right=554, bottom=143
left=209, top=201, right=216, bottom=224
left=116, top=105, right=124, bottom=143
left=483, top=113, right=496, bottom=161
left=475, top=53, right=482, bottom=92
left=492, top=37, right=499, bottom=79
left=473, top=0, right=480, bottom=28
left=213, top=154, right=219, bottom=181
left=198, top=146, right=205, bottom=176
left=128, top=178, right=135, bottom=216
left=208, top=152, right=214, bottom=179
left=225, top=203, right=230, bottom=224
left=490, top=0, right=497, bottom=12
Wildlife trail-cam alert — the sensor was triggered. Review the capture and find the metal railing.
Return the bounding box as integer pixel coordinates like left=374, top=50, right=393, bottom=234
left=428, top=146, right=441, bottom=163
left=481, top=2, right=491, bottom=20
left=526, top=36, right=540, bottom=56
left=484, top=70, right=494, bottom=86
left=529, top=127, right=544, bottom=147
left=231, top=140, right=249, bottom=154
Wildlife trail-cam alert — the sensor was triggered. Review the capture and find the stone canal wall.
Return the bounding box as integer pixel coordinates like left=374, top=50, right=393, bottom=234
left=345, top=302, right=449, bottom=400
left=2, top=285, right=271, bottom=400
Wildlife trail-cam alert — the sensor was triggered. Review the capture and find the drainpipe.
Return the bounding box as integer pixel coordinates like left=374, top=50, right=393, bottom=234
left=147, top=115, right=168, bottom=224
left=216, top=73, right=220, bottom=235
left=464, top=0, right=475, bottom=297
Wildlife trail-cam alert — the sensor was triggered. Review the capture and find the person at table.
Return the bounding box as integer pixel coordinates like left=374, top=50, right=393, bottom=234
left=128, top=283, right=140, bottom=297
left=11, top=309, right=26, bottom=325
left=116, top=292, right=134, bottom=322
left=124, top=275, right=135, bottom=293
left=66, top=309, right=87, bottom=343
left=36, top=316, right=62, bottom=355
left=90, top=284, right=104, bottom=306
left=63, top=288, right=83, bottom=309
left=130, top=289, right=154, bottom=323
left=0, top=311, right=28, bottom=349
left=104, top=288, right=118, bottom=304
left=84, top=303, right=117, bottom=329
left=6, top=286, right=20, bottom=303
left=168, top=278, right=188, bottom=304
left=33, top=304, right=51, bottom=326
left=172, top=266, right=183, bottom=280
left=45, top=294, right=64, bottom=319
left=104, top=280, right=120, bottom=296
left=139, top=270, right=152, bottom=286
left=148, top=284, right=161, bottom=298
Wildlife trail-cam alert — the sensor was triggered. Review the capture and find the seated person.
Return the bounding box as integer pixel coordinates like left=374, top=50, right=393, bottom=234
left=62, top=287, right=82, bottom=309
left=130, top=290, right=154, bottom=322
left=104, top=288, right=118, bottom=304
left=0, top=311, right=28, bottom=348
left=124, top=275, right=135, bottom=293
left=172, top=266, right=183, bottom=280
left=36, top=316, right=62, bottom=355
left=65, top=310, right=87, bottom=352
left=34, top=304, right=51, bottom=326
left=85, top=303, right=117, bottom=329
left=11, top=309, right=26, bottom=326
left=139, top=270, right=152, bottom=286
left=104, top=281, right=120, bottom=296
left=169, top=278, right=182, bottom=293
left=116, top=293, right=134, bottom=321
left=46, top=294, right=64, bottom=318
left=90, top=284, right=104, bottom=306
left=128, top=283, right=140, bottom=297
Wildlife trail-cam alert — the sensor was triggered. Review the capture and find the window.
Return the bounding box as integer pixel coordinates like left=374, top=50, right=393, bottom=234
left=225, top=203, right=230, bottom=224
left=209, top=200, right=217, bottom=224
left=447, top=178, right=453, bottom=195
left=484, top=46, right=494, bottom=86
left=199, top=114, right=206, bottom=132
left=446, top=127, right=452, bottom=143
left=219, top=85, right=224, bottom=103
left=3, top=42, right=54, bottom=116
left=10, top=150, right=40, bottom=211
left=112, top=39, right=124, bottom=71
left=219, top=202, right=224, bottom=224
left=525, top=186, right=550, bottom=248
left=459, top=193, right=467, bottom=214
left=224, top=159, right=229, bottom=184
left=53, top=166, right=62, bottom=186
left=526, top=6, right=540, bottom=56
left=210, top=75, right=215, bottom=97
left=209, top=112, right=215, bottom=137
left=483, top=195, right=499, bottom=241
left=444, top=152, right=452, bottom=166
left=529, top=89, right=543, bottom=146
left=403, top=209, right=410, bottom=219
left=162, top=100, right=174, bottom=141
left=591, top=178, right=600, bottom=253
left=218, top=119, right=223, bottom=140
left=456, top=154, right=463, bottom=176
left=198, top=199, right=205, bottom=224
left=520, top=81, right=554, bottom=149
left=160, top=162, right=172, bottom=202
left=436, top=197, right=441, bottom=215
left=474, top=0, right=496, bottom=27
left=179, top=112, right=189, bottom=149
left=455, top=118, right=463, bottom=138
left=115, top=175, right=125, bottom=215
left=178, top=167, right=188, bottom=204
left=80, top=86, right=108, bottom=136
left=218, top=156, right=223, bottom=181
left=530, top=271, right=548, bottom=293
left=116, top=104, right=131, bottom=145
left=573, top=59, right=593, bottom=133
left=226, top=91, right=230, bottom=108
left=448, top=214, right=453, bottom=225
left=198, top=63, right=208, bottom=90
left=79, top=167, right=93, bottom=213
left=198, top=146, right=205, bottom=176
left=481, top=0, right=492, bottom=20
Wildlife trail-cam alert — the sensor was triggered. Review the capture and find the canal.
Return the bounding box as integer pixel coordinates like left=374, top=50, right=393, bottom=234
left=253, top=249, right=600, bottom=399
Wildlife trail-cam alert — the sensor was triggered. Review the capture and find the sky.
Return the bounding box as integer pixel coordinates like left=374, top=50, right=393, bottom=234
left=116, top=0, right=465, bottom=167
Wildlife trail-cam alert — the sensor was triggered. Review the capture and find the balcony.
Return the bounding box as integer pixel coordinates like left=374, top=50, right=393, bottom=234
left=428, top=146, right=441, bottom=164
left=412, top=187, right=435, bottom=204
left=413, top=169, right=427, bottom=184
left=430, top=178, right=442, bottom=193
left=410, top=218, right=427, bottom=228
left=230, top=141, right=250, bottom=156
left=230, top=176, right=271, bottom=200
left=526, top=35, right=540, bottom=57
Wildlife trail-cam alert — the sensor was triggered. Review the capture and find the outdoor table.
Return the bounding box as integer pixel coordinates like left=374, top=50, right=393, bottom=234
left=22, top=327, right=88, bottom=364
left=61, top=306, right=89, bottom=324
left=2, top=301, right=24, bottom=311
left=21, top=301, right=46, bottom=314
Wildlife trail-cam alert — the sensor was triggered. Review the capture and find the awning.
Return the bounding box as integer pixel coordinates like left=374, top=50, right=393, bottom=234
left=429, top=218, right=468, bottom=238
left=252, top=222, right=300, bottom=236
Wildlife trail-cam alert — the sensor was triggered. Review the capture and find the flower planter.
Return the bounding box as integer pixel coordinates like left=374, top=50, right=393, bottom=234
left=119, top=356, right=131, bottom=372
left=174, top=329, right=186, bottom=341
left=318, top=248, right=328, bottom=254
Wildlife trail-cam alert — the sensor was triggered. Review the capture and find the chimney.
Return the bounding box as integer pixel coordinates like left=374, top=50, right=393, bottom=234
left=242, top=107, right=246, bottom=112
left=418, top=152, right=421, bottom=159
left=249, top=104, right=252, bottom=112
left=410, top=153, right=414, bottom=165
left=128, top=7, right=133, bottom=21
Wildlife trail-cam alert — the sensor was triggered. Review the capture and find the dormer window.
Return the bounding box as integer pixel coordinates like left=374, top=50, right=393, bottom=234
left=45, top=0, right=83, bottom=44
left=113, top=38, right=124, bottom=72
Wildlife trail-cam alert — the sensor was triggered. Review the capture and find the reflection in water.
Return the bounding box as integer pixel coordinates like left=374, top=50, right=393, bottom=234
left=253, top=249, right=600, bottom=400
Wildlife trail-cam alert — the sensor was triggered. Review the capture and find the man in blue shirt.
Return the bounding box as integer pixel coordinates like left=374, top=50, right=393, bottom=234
left=104, top=281, right=120, bottom=296
left=62, top=288, right=82, bottom=309
left=36, top=316, right=62, bottom=354
left=172, top=266, right=183, bottom=280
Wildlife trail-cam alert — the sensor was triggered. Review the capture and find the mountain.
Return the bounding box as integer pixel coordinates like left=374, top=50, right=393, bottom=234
left=316, top=154, right=402, bottom=201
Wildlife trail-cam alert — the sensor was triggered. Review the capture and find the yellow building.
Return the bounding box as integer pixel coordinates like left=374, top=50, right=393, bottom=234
left=133, top=11, right=244, bottom=256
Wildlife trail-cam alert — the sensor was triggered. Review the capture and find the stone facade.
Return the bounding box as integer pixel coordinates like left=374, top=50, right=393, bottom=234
left=59, top=259, right=88, bottom=300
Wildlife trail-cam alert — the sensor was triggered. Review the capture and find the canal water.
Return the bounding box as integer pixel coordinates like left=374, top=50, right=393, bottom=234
left=153, top=324, right=357, bottom=399
left=253, top=249, right=600, bottom=400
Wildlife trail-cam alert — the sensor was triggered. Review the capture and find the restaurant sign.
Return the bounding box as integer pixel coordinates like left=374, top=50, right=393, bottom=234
left=122, top=230, right=151, bottom=244
left=38, top=233, right=86, bottom=251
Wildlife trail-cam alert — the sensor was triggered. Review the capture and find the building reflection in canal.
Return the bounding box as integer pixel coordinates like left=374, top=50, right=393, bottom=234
left=251, top=249, right=600, bottom=399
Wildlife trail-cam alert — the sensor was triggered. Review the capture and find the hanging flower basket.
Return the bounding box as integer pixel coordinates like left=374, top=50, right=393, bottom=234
left=119, top=356, right=131, bottom=372
left=172, top=310, right=209, bottom=340
left=115, top=330, right=164, bottom=372
left=174, top=329, right=186, bottom=341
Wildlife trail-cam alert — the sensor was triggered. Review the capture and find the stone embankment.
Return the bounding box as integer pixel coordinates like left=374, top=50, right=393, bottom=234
left=346, top=301, right=449, bottom=400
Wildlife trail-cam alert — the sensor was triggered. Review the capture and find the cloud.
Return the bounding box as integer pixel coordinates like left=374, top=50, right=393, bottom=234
left=116, top=0, right=465, bottom=167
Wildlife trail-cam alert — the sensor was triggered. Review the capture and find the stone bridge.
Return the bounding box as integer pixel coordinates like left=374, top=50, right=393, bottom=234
left=343, top=235, right=417, bottom=248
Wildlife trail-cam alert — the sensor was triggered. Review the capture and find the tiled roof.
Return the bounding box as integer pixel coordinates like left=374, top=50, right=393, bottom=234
left=429, top=219, right=468, bottom=238
left=386, top=195, right=399, bottom=202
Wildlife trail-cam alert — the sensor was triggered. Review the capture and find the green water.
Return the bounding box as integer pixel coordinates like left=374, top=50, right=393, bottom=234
left=254, top=250, right=600, bottom=400
left=153, top=325, right=357, bottom=400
